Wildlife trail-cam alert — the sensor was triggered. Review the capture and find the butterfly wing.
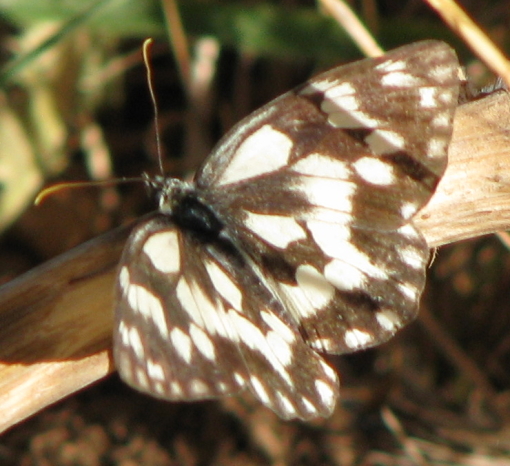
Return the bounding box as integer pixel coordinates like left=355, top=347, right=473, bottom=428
left=114, top=213, right=339, bottom=419
left=194, top=40, right=460, bottom=353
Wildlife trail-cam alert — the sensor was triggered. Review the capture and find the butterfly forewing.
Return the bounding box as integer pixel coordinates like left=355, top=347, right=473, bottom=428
left=198, top=41, right=457, bottom=228
left=114, top=40, right=460, bottom=419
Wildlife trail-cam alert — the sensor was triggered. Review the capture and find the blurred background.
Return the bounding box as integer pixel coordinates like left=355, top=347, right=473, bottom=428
left=0, top=1, right=510, bottom=465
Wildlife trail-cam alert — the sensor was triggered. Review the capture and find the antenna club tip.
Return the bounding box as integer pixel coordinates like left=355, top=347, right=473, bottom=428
left=34, top=184, right=63, bottom=206
left=34, top=178, right=147, bottom=206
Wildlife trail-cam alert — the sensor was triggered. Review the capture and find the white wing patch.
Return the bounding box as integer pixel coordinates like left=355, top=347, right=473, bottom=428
left=324, top=259, right=366, bottom=291
left=251, top=375, right=271, bottom=404
left=400, top=202, right=419, bottom=219
left=353, top=156, right=395, bottom=186
left=121, top=268, right=169, bottom=338
left=431, top=113, right=450, bottom=129
left=278, top=282, right=318, bottom=319
left=128, top=326, right=145, bottom=360
left=176, top=277, right=230, bottom=338
left=135, top=367, right=150, bottom=390
left=171, top=328, right=193, bottom=363
left=261, top=310, right=296, bottom=343
left=397, top=223, right=420, bottom=239
left=291, top=152, right=351, bottom=178
left=297, top=177, right=356, bottom=212
left=119, top=266, right=130, bottom=293
left=315, top=379, right=336, bottom=408
left=218, top=124, right=292, bottom=186
left=147, top=359, right=165, bottom=381
left=427, top=137, right=448, bottom=158
left=300, top=78, right=341, bottom=94
left=244, top=211, right=306, bottom=248
left=190, top=379, right=208, bottom=395
left=278, top=265, right=336, bottom=320
left=375, top=59, right=404, bottom=72
left=381, top=71, right=422, bottom=87
left=295, top=264, right=335, bottom=309
left=419, top=87, right=439, bottom=108
left=365, top=130, right=405, bottom=155
left=376, top=309, right=401, bottom=332
left=308, top=223, right=387, bottom=283
left=307, top=220, right=351, bottom=256
left=190, top=323, right=217, bottom=361
left=307, top=80, right=391, bottom=130
left=205, top=261, right=243, bottom=311
left=398, top=282, right=419, bottom=300
left=398, top=245, right=425, bottom=269
left=142, top=230, right=180, bottom=273
left=227, top=309, right=293, bottom=385
left=344, top=329, right=374, bottom=348
left=266, top=331, right=293, bottom=366
left=278, top=393, right=295, bottom=415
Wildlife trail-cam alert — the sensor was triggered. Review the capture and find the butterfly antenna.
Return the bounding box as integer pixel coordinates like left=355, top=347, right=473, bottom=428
left=143, top=38, right=165, bottom=176
left=36, top=40, right=164, bottom=207
left=35, top=177, right=145, bottom=205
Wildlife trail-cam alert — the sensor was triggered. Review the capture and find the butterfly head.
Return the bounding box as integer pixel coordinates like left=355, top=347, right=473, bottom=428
left=142, top=175, right=192, bottom=213
left=143, top=174, right=224, bottom=240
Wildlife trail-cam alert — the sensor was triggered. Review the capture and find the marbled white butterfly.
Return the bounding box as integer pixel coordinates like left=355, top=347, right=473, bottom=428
left=114, top=41, right=460, bottom=420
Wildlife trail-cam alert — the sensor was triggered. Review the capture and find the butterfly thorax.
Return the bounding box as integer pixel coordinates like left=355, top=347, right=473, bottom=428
left=151, top=176, right=224, bottom=242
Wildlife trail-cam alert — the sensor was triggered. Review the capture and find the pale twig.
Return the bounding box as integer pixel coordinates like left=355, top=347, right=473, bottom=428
left=318, top=0, right=384, bottom=57
left=425, top=0, right=510, bottom=88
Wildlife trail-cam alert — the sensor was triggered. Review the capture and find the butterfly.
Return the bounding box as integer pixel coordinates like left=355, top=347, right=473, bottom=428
left=113, top=40, right=460, bottom=420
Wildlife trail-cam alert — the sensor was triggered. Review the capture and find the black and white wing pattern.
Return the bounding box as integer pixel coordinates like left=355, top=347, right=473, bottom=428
left=114, top=40, right=460, bottom=420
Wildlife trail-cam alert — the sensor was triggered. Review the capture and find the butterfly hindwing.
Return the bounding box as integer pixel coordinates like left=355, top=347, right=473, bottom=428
left=115, top=214, right=339, bottom=419
left=194, top=40, right=459, bottom=353
left=114, top=216, right=245, bottom=401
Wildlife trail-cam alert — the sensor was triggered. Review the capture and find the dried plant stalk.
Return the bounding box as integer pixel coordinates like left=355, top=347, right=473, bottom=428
left=417, top=91, right=510, bottom=245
